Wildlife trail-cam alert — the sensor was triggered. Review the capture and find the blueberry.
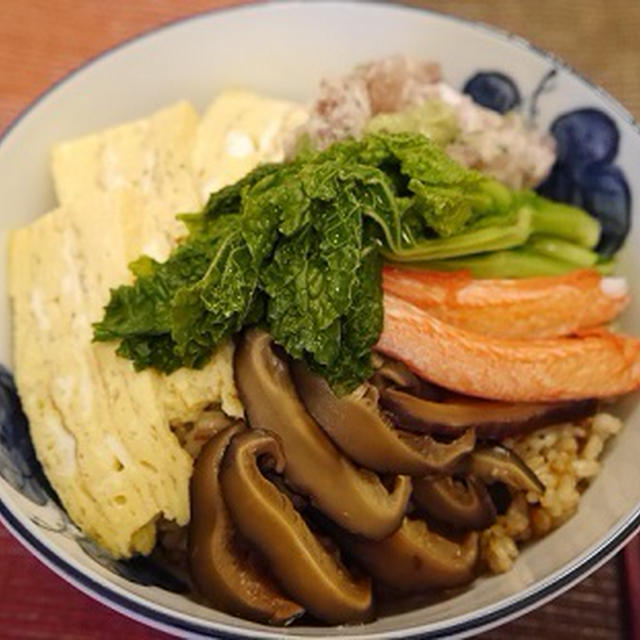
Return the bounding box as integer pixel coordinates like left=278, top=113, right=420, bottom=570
left=463, top=72, right=521, bottom=114
left=576, top=163, right=631, bottom=257
left=550, top=108, right=620, bottom=173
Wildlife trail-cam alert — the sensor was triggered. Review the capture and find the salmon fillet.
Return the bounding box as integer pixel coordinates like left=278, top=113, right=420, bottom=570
left=377, top=293, right=640, bottom=402
left=382, top=267, right=629, bottom=339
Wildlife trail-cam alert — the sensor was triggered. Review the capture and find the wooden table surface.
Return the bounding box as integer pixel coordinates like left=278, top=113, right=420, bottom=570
left=0, top=1, right=638, bottom=638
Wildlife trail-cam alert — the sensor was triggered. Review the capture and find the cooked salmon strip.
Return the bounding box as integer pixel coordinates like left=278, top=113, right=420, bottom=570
left=377, top=293, right=640, bottom=402
left=382, top=266, right=629, bottom=339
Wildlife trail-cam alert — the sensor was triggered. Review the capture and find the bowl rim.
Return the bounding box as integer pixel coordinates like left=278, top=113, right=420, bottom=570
left=1, top=1, right=639, bottom=638
left=3, top=498, right=640, bottom=639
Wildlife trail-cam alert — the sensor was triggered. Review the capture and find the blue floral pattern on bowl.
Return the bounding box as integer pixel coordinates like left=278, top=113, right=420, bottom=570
left=77, top=537, right=189, bottom=594
left=464, top=70, right=632, bottom=256
left=0, top=366, right=51, bottom=506
left=538, top=109, right=631, bottom=256
left=463, top=71, right=521, bottom=114
left=0, top=365, right=188, bottom=593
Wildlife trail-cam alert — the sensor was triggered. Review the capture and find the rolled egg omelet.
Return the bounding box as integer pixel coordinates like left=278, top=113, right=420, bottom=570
left=10, top=90, right=308, bottom=557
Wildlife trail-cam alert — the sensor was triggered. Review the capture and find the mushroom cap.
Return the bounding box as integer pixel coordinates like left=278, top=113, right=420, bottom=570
left=220, top=429, right=373, bottom=624
left=188, top=422, right=303, bottom=624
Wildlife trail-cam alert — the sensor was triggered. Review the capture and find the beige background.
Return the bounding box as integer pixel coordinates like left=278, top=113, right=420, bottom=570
left=1, top=0, right=640, bottom=134
left=410, top=0, right=640, bottom=117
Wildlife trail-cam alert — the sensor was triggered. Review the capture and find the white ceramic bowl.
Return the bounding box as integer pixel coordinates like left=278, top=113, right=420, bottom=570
left=1, top=2, right=639, bottom=638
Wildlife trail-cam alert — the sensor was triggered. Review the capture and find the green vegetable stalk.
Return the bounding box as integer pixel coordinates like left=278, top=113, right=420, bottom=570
left=417, top=250, right=584, bottom=279
left=528, top=195, right=601, bottom=248
left=386, top=207, right=531, bottom=261
left=527, top=236, right=599, bottom=267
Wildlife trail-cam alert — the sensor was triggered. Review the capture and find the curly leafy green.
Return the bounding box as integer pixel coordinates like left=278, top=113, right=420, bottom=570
left=93, top=131, right=601, bottom=394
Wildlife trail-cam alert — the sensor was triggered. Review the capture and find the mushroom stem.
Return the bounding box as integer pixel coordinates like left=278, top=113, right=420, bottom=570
left=220, top=430, right=372, bottom=624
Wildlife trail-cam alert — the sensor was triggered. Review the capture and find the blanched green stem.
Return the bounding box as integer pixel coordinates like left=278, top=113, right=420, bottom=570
left=401, top=249, right=582, bottom=279
left=529, top=198, right=601, bottom=249
left=386, top=207, right=531, bottom=262
left=596, top=259, right=615, bottom=275
left=480, top=179, right=513, bottom=213
left=528, top=235, right=599, bottom=267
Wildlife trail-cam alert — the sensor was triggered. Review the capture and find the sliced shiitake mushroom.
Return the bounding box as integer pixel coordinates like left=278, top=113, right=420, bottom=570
left=469, top=444, right=545, bottom=494
left=412, top=476, right=497, bottom=530
left=220, top=429, right=372, bottom=624
left=235, top=329, right=410, bottom=540
left=188, top=422, right=303, bottom=624
left=381, top=388, right=598, bottom=440
left=339, top=517, right=479, bottom=593
left=292, top=361, right=475, bottom=475
left=371, top=357, right=443, bottom=401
